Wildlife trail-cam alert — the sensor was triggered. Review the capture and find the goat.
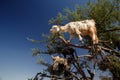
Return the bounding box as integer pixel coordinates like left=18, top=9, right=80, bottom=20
left=50, top=19, right=99, bottom=44
left=52, top=56, right=70, bottom=71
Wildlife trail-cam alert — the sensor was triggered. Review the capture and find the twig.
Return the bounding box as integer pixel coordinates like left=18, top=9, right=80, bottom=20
left=67, top=70, right=81, bottom=80
left=33, top=71, right=85, bottom=80
left=73, top=59, right=87, bottom=79
left=99, top=45, right=120, bottom=55
left=59, top=36, right=91, bottom=49
left=87, top=69, right=94, bottom=80
left=78, top=54, right=93, bottom=58
left=33, top=72, right=63, bottom=80
left=98, top=28, right=120, bottom=33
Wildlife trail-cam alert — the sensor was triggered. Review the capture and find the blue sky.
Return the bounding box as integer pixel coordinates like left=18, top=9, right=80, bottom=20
left=0, top=0, right=98, bottom=80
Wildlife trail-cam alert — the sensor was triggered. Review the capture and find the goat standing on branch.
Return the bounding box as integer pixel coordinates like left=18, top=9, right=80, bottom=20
left=50, top=19, right=99, bottom=44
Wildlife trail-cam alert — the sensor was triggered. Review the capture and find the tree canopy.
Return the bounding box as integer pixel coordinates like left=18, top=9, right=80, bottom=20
left=30, top=0, right=120, bottom=80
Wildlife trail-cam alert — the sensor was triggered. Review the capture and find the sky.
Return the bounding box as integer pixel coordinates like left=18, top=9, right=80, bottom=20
left=0, top=0, right=102, bottom=80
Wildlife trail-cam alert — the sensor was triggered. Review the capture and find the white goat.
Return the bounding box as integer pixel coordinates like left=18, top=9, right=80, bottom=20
left=50, top=19, right=99, bottom=44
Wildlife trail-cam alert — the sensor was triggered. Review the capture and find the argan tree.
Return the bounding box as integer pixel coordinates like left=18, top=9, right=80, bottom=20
left=29, top=0, right=120, bottom=80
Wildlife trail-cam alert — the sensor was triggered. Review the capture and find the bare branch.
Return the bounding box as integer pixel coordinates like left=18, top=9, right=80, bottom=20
left=98, top=28, right=120, bottom=33
left=33, top=72, right=63, bottom=80
left=59, top=36, right=91, bottom=49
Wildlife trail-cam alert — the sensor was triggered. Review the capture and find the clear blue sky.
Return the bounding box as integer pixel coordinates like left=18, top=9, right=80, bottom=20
left=0, top=0, right=104, bottom=80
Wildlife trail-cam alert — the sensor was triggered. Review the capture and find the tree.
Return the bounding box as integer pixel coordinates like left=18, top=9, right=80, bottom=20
left=30, top=0, right=120, bottom=80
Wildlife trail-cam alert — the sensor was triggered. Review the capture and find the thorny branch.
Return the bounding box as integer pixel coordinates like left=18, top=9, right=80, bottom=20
left=33, top=36, right=120, bottom=80
left=59, top=36, right=120, bottom=57
left=33, top=72, right=63, bottom=80
left=98, top=28, right=120, bottom=33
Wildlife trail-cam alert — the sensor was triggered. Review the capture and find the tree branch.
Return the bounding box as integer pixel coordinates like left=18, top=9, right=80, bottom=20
left=59, top=36, right=91, bottom=49
left=59, top=36, right=120, bottom=57
left=33, top=72, right=63, bottom=80
left=98, top=28, right=120, bottom=33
